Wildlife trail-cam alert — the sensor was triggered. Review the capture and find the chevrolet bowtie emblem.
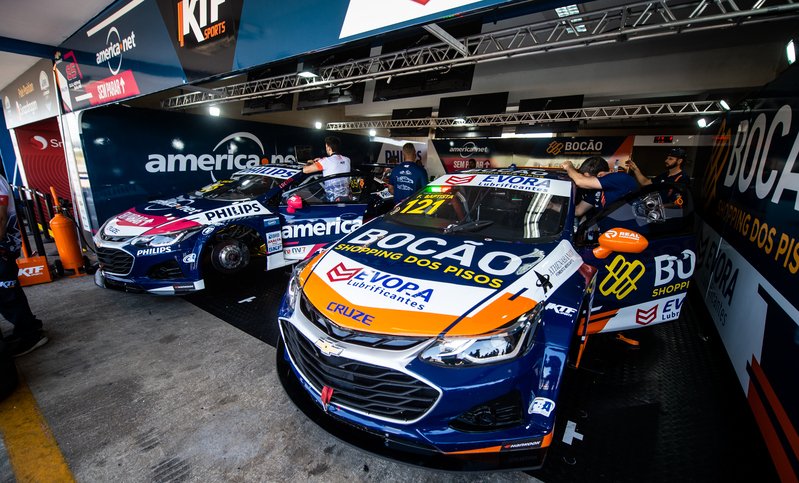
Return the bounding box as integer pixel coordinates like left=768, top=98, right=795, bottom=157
left=314, top=339, right=344, bottom=357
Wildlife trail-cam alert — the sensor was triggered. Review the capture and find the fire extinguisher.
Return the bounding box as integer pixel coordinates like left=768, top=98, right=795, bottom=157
left=49, top=187, right=87, bottom=277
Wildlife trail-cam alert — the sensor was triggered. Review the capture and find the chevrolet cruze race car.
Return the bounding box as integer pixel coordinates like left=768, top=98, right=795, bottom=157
left=94, top=165, right=393, bottom=294
left=277, top=167, right=695, bottom=471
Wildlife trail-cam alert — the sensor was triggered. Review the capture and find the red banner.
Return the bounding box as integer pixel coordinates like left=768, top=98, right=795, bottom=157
left=84, top=70, right=140, bottom=106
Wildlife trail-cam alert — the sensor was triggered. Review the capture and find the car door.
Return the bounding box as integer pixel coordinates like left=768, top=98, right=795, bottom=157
left=574, top=182, right=696, bottom=334
left=279, top=173, right=370, bottom=261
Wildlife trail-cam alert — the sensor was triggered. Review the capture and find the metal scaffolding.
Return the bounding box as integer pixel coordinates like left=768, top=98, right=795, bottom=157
left=160, top=0, right=799, bottom=110
left=324, top=100, right=726, bottom=130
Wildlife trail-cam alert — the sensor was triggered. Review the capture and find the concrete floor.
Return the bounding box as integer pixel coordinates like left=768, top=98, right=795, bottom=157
left=0, top=267, right=541, bottom=483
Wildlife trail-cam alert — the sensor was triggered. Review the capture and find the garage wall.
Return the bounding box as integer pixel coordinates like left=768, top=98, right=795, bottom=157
left=692, top=64, right=799, bottom=483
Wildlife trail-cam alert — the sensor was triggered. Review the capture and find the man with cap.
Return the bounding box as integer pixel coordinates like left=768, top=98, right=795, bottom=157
left=627, top=148, right=691, bottom=186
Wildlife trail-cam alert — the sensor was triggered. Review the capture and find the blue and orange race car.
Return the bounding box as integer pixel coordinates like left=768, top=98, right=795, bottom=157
left=93, top=165, right=393, bottom=294
left=277, top=167, right=695, bottom=471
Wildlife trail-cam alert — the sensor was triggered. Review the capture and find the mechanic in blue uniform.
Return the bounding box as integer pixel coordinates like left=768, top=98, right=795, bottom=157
left=626, top=147, right=691, bottom=206
left=562, top=156, right=637, bottom=217
left=388, top=143, right=427, bottom=203
left=0, top=174, right=47, bottom=357
left=303, top=136, right=351, bottom=201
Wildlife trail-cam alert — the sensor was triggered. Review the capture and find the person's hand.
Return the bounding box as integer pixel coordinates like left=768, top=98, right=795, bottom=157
left=597, top=171, right=608, bottom=177
left=561, top=161, right=574, bottom=170
left=626, top=159, right=638, bottom=172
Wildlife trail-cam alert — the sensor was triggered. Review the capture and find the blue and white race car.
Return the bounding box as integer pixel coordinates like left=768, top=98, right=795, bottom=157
left=277, top=167, right=695, bottom=471
left=94, top=165, right=393, bottom=294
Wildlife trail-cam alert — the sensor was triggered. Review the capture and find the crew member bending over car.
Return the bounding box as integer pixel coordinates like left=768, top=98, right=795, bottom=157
left=562, top=157, right=640, bottom=349
left=303, top=136, right=351, bottom=201
left=561, top=156, right=637, bottom=217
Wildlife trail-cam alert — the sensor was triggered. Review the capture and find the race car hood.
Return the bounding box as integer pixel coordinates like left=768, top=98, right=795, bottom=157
left=101, top=194, right=272, bottom=238
left=299, top=219, right=583, bottom=338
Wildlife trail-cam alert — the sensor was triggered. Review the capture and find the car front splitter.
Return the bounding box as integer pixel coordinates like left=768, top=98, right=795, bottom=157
left=276, top=338, right=547, bottom=473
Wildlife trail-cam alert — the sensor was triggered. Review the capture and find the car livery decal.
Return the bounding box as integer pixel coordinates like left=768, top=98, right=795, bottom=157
left=429, top=173, right=572, bottom=198
left=302, top=223, right=583, bottom=337
left=196, top=200, right=267, bottom=223
left=234, top=166, right=300, bottom=179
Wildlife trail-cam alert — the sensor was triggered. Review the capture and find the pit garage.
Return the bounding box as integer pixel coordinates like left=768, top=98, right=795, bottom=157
left=0, top=0, right=797, bottom=481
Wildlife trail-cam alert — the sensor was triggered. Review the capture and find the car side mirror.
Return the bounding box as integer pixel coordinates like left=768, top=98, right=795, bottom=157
left=593, top=228, right=649, bottom=259
left=286, top=194, right=303, bottom=214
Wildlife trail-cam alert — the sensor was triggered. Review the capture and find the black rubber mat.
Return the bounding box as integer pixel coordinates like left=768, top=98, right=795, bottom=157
left=186, top=271, right=778, bottom=482
left=183, top=259, right=290, bottom=346
left=528, top=287, right=779, bottom=482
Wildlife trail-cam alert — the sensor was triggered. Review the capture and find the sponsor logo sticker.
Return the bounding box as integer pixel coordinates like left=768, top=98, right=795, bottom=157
left=445, top=175, right=476, bottom=185
left=599, top=255, right=645, bottom=300
left=636, top=305, right=658, bottom=325
left=327, top=263, right=363, bottom=282
left=545, top=303, right=578, bottom=316
left=326, top=302, right=374, bottom=326
left=266, top=232, right=282, bottom=254
left=183, top=253, right=197, bottom=264
left=528, top=397, right=556, bottom=417
left=137, top=247, right=172, bottom=256
left=18, top=266, right=45, bottom=277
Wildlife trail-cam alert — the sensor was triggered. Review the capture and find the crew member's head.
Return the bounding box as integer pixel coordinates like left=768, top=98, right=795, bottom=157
left=467, top=158, right=477, bottom=169
left=666, top=148, right=687, bottom=170
left=578, top=156, right=610, bottom=176
left=325, top=136, right=341, bottom=155
left=402, top=143, right=416, bottom=162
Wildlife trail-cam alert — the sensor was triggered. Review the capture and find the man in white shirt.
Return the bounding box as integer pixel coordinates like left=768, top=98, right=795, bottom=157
left=303, top=136, right=352, bottom=201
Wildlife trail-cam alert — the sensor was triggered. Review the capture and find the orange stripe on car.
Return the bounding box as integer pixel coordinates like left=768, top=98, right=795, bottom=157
left=445, top=445, right=503, bottom=455
left=747, top=376, right=798, bottom=483
left=445, top=292, right=536, bottom=337
left=585, top=309, right=619, bottom=334
left=750, top=357, right=799, bottom=462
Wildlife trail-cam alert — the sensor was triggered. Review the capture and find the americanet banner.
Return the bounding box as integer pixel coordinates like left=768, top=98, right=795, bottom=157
left=51, top=0, right=525, bottom=114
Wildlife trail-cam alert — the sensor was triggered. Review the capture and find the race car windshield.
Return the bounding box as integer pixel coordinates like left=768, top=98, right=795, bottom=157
left=191, top=175, right=286, bottom=200
left=385, top=185, right=569, bottom=241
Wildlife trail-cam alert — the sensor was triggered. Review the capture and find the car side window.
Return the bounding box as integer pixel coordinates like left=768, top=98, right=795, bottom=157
left=576, top=182, right=693, bottom=246
left=283, top=174, right=367, bottom=206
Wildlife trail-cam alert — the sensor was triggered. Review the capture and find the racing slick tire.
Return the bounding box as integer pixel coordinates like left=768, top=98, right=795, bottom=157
left=210, top=239, right=251, bottom=274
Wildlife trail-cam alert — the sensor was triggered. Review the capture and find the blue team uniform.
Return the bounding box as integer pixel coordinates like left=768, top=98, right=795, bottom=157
left=389, top=162, right=428, bottom=203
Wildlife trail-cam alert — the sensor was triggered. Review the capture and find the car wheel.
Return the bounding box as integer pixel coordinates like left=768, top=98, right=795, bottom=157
left=210, top=239, right=251, bottom=274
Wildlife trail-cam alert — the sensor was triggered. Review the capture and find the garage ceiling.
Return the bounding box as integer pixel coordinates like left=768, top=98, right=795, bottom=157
left=1, top=0, right=797, bottom=132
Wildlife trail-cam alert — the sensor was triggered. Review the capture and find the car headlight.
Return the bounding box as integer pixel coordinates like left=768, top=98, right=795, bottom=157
left=285, top=256, right=314, bottom=312
left=130, top=227, right=202, bottom=247
left=420, top=304, right=542, bottom=367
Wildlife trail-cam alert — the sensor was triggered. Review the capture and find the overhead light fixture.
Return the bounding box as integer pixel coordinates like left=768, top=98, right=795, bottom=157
left=369, top=129, right=376, bottom=136
left=564, top=18, right=587, bottom=34
left=454, top=118, right=466, bottom=125
left=555, top=5, right=580, bottom=17
left=719, top=100, right=731, bottom=111
left=315, top=121, right=323, bottom=129
left=298, top=60, right=318, bottom=78
left=697, top=118, right=708, bottom=128
left=209, top=106, right=220, bottom=116
left=788, top=40, right=796, bottom=65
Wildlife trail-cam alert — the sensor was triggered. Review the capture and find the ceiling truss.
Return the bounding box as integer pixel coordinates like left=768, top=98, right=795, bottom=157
left=161, top=0, right=799, bottom=110
left=325, top=100, right=726, bottom=130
